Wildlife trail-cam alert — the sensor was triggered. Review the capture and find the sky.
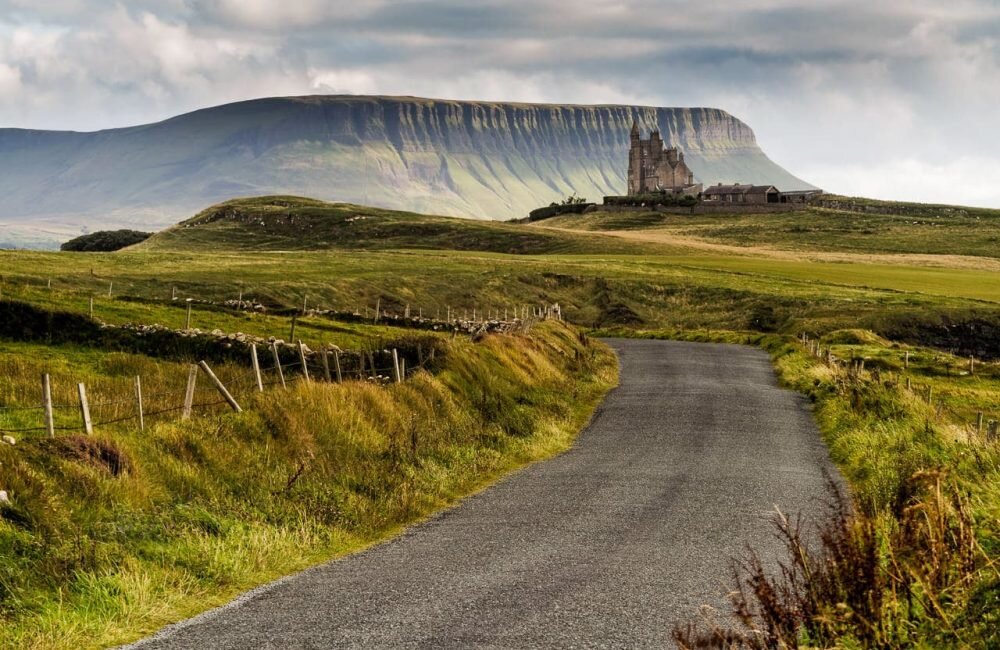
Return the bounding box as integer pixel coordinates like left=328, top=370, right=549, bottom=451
left=2, top=0, right=1000, bottom=207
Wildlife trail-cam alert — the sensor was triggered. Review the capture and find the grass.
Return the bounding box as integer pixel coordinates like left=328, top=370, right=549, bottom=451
left=0, top=322, right=617, bottom=648
left=542, top=194, right=1000, bottom=259
left=3, top=192, right=1000, bottom=646
left=4, top=241, right=1000, bottom=353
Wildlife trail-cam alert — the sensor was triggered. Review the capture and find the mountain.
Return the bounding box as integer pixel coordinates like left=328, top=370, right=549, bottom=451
left=0, top=95, right=814, bottom=248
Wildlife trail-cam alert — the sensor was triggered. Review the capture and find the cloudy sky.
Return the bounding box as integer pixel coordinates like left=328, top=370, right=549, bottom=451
left=2, top=0, right=999, bottom=206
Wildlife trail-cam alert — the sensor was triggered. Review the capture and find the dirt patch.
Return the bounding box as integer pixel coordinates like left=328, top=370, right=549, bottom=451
left=44, top=436, right=132, bottom=477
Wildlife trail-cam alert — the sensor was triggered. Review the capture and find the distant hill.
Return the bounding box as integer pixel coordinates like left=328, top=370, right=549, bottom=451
left=0, top=95, right=815, bottom=248
left=139, top=195, right=658, bottom=255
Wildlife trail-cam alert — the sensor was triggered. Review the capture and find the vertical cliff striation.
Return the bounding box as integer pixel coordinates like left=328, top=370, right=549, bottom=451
left=0, top=95, right=813, bottom=245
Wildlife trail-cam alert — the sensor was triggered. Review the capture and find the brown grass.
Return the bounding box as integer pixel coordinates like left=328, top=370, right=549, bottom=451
left=674, top=471, right=995, bottom=649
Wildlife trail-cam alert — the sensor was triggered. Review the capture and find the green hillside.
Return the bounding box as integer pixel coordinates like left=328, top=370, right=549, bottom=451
left=141, top=196, right=658, bottom=255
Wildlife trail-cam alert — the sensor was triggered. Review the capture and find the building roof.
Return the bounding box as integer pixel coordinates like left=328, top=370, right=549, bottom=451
left=704, top=183, right=778, bottom=195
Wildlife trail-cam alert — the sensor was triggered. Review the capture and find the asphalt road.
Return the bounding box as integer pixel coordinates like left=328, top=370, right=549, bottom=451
left=126, top=338, right=838, bottom=649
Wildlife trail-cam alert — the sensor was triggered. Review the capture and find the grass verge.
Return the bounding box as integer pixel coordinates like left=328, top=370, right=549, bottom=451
left=0, top=321, right=617, bottom=649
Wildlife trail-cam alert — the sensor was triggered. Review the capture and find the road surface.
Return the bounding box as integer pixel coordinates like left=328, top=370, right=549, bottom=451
left=127, top=338, right=837, bottom=649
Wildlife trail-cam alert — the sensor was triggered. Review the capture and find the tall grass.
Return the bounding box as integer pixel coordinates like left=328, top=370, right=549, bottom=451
left=0, top=322, right=617, bottom=649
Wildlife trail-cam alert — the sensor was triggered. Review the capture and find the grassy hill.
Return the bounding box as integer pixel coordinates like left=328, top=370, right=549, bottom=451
left=141, top=196, right=657, bottom=255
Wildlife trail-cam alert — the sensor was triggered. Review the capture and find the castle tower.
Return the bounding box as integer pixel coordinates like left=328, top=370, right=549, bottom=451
left=628, top=121, right=642, bottom=194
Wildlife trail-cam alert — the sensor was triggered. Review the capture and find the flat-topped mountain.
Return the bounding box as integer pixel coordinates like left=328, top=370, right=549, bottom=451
left=0, top=95, right=814, bottom=247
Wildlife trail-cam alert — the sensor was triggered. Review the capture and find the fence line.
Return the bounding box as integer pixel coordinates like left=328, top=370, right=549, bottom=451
left=0, top=344, right=431, bottom=440
left=798, top=333, right=999, bottom=444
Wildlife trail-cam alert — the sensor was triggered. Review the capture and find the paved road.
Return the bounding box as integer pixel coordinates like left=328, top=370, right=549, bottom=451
left=127, top=339, right=837, bottom=649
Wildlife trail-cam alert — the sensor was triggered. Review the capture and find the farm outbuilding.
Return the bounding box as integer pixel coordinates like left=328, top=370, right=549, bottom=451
left=701, top=184, right=780, bottom=204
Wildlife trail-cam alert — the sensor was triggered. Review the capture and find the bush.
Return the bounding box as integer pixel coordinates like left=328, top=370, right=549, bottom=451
left=61, top=230, right=152, bottom=252
left=526, top=202, right=595, bottom=222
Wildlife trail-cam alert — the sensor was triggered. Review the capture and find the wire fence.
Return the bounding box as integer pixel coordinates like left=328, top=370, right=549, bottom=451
left=798, top=334, right=1000, bottom=444
left=0, top=282, right=565, bottom=441
left=0, top=343, right=432, bottom=440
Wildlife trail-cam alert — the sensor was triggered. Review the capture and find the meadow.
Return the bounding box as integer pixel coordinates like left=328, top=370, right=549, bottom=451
left=1, top=193, right=1000, bottom=647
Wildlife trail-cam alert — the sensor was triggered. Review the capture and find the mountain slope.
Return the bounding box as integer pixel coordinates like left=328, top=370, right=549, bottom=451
left=0, top=95, right=814, bottom=247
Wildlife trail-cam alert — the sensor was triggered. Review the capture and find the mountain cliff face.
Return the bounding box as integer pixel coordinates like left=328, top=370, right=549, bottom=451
left=0, top=95, right=814, bottom=247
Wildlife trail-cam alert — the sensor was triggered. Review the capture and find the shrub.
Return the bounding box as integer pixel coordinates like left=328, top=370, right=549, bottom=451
left=61, top=230, right=152, bottom=252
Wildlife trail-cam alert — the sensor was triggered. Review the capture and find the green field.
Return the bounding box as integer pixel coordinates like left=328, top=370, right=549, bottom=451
left=543, top=194, right=1000, bottom=258
left=2, top=193, right=1000, bottom=648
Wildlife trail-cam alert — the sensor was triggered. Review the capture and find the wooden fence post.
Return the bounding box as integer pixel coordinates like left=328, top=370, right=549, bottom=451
left=969, top=355, right=975, bottom=375
left=182, top=364, right=198, bottom=420
left=171, top=286, right=177, bottom=301
left=392, top=349, right=401, bottom=383
left=108, top=281, right=113, bottom=298
left=89, top=296, right=94, bottom=318
left=134, top=376, right=145, bottom=432
left=198, top=361, right=242, bottom=412
left=904, top=351, right=910, bottom=369
left=298, top=341, right=310, bottom=383
left=185, top=300, right=193, bottom=329
left=976, top=412, right=984, bottom=434
left=321, top=346, right=332, bottom=382
left=271, top=342, right=287, bottom=390
left=302, top=294, right=308, bottom=314
left=42, top=373, right=54, bottom=437
left=78, top=383, right=93, bottom=435
left=333, top=350, right=343, bottom=383
left=374, top=299, right=380, bottom=324
left=251, top=343, right=264, bottom=392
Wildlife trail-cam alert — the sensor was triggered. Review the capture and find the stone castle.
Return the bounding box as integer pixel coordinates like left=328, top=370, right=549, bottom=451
left=627, top=121, right=699, bottom=195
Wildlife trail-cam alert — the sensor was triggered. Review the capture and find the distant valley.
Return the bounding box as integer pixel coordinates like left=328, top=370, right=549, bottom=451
left=0, top=95, right=813, bottom=248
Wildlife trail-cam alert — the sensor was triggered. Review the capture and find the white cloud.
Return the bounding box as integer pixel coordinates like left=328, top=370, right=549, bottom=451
left=0, top=61, right=20, bottom=95
left=801, top=156, right=1000, bottom=207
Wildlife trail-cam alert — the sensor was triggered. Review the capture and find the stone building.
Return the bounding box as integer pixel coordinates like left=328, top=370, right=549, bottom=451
left=627, top=121, right=698, bottom=195
left=701, top=183, right=779, bottom=204
left=701, top=183, right=822, bottom=204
